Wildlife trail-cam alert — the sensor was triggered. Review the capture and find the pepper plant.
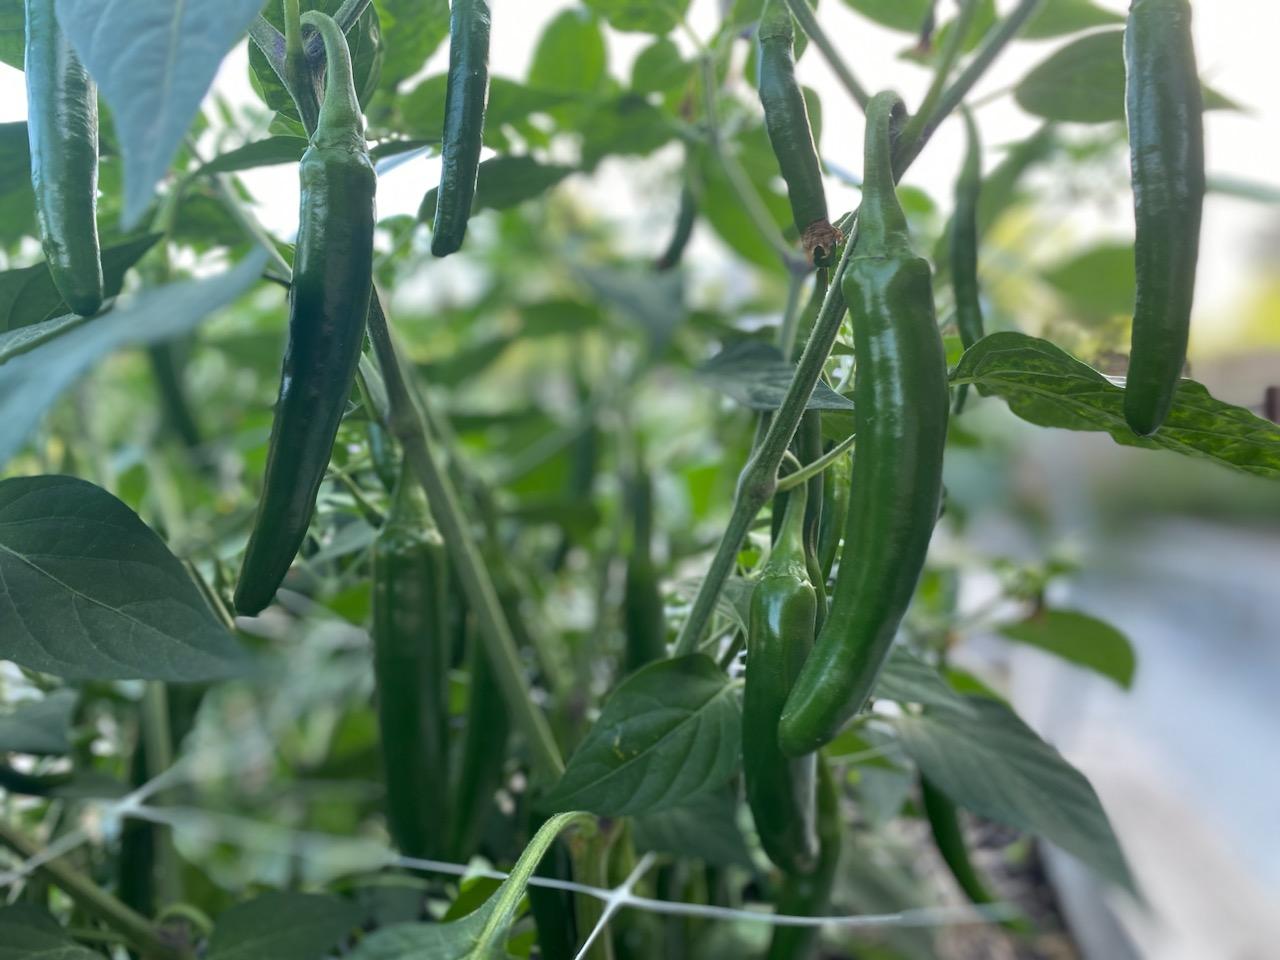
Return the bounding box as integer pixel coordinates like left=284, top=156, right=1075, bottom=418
left=1, top=1, right=1276, bottom=959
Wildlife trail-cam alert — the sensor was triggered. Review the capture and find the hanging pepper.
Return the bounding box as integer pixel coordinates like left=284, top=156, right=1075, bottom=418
left=623, top=464, right=667, bottom=674
left=24, top=0, right=103, bottom=316
left=765, top=758, right=841, bottom=960
left=745, top=480, right=818, bottom=876
left=951, top=108, right=983, bottom=414
left=756, top=0, right=840, bottom=265
left=432, top=0, right=491, bottom=257
left=1123, top=0, right=1204, bottom=436
left=655, top=181, right=697, bottom=271
left=779, top=93, right=949, bottom=756
left=815, top=445, right=850, bottom=581
left=371, top=467, right=451, bottom=859
left=234, top=11, right=376, bottom=615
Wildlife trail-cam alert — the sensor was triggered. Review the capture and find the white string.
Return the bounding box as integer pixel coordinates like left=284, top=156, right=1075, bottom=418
left=573, top=852, right=657, bottom=960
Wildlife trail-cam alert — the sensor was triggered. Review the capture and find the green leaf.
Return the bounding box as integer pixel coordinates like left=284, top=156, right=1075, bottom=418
left=0, top=905, right=100, bottom=960
left=208, top=893, right=362, bottom=960
left=633, top=787, right=755, bottom=869
left=1022, top=0, right=1122, bottom=39
left=249, top=0, right=383, bottom=125
left=894, top=696, right=1134, bottom=891
left=580, top=95, right=675, bottom=170
left=695, top=132, right=791, bottom=271
left=348, top=812, right=589, bottom=960
left=0, top=250, right=266, bottom=466
left=193, top=137, right=310, bottom=178
left=54, top=0, right=265, bottom=227
left=1015, top=31, right=1236, bottom=124
left=0, top=475, right=250, bottom=681
left=574, top=266, right=685, bottom=347
left=542, top=655, right=741, bottom=816
left=0, top=689, right=77, bottom=754
left=955, top=332, right=1280, bottom=480
left=418, top=156, right=575, bottom=223
left=631, top=37, right=692, bottom=94
left=699, top=341, right=856, bottom=412
left=399, top=75, right=572, bottom=149
left=839, top=0, right=932, bottom=32
left=999, top=609, right=1136, bottom=688
left=373, top=0, right=449, bottom=94
left=0, top=122, right=35, bottom=245
left=1041, top=242, right=1135, bottom=320
left=0, top=3, right=22, bottom=71
left=875, top=647, right=975, bottom=715
left=530, top=9, right=607, bottom=93
left=583, top=0, right=690, bottom=34
left=0, top=234, right=161, bottom=332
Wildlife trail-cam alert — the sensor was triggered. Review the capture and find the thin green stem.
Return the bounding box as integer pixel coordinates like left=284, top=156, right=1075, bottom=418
left=697, top=55, right=805, bottom=274
left=781, top=0, right=871, bottom=112
left=366, top=295, right=565, bottom=782
left=775, top=270, right=807, bottom=363
left=0, top=821, right=190, bottom=960
left=282, top=0, right=319, bottom=135
left=775, top=432, right=855, bottom=492
left=141, top=683, right=180, bottom=908
left=901, top=0, right=980, bottom=149
left=895, top=0, right=1045, bottom=172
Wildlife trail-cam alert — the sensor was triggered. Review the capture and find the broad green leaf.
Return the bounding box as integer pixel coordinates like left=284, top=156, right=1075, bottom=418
left=954, top=332, right=1280, bottom=479
left=0, top=122, right=36, bottom=245
left=0, top=689, right=77, bottom=754
left=0, top=475, right=250, bottom=681
left=373, top=0, right=449, bottom=94
left=0, top=3, right=21, bottom=70
left=55, top=0, right=265, bottom=227
left=542, top=655, right=741, bottom=816
left=418, top=156, right=575, bottom=222
left=894, top=696, right=1134, bottom=890
left=193, top=137, right=310, bottom=178
left=1041, top=242, right=1135, bottom=320
left=0, top=234, right=161, bottom=332
left=633, top=787, right=755, bottom=869
left=249, top=0, right=382, bottom=125
left=695, top=134, right=791, bottom=271
left=840, top=0, right=931, bottom=32
left=580, top=95, right=675, bottom=170
left=1015, top=31, right=1236, bottom=124
left=574, top=266, right=685, bottom=347
left=207, top=893, right=362, bottom=960
left=699, top=341, right=856, bottom=412
left=1022, top=0, right=1122, bottom=39
left=584, top=0, right=689, bottom=34
left=0, top=250, right=266, bottom=466
left=999, top=609, right=1136, bottom=688
left=348, top=812, right=590, bottom=960
left=631, top=37, right=692, bottom=95
left=530, top=9, right=607, bottom=93
left=0, top=905, right=100, bottom=960
left=875, top=647, right=975, bottom=715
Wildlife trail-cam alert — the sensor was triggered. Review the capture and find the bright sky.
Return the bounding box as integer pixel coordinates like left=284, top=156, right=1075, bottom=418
left=2, top=1, right=1277, bottom=336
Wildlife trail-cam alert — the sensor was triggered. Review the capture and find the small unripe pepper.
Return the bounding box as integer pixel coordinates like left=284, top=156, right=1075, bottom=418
left=779, top=93, right=949, bottom=756
left=1123, top=0, right=1204, bottom=436
left=950, top=108, right=983, bottom=414
left=745, top=479, right=818, bottom=875
left=24, top=0, right=103, bottom=316
left=234, top=11, right=376, bottom=615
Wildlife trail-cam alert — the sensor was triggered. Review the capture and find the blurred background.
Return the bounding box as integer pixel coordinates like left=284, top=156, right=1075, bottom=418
left=2, top=2, right=1278, bottom=958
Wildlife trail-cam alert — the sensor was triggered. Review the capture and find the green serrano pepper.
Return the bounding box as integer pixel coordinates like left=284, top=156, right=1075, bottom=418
left=765, top=758, right=841, bottom=960
left=432, top=0, right=491, bottom=257
left=234, top=12, right=376, bottom=615
left=756, top=0, right=840, bottom=265
left=1123, top=0, right=1204, bottom=436
left=951, top=108, right=983, bottom=414
left=371, top=470, right=451, bottom=859
left=779, top=93, right=949, bottom=756
left=623, top=465, right=667, bottom=674
left=745, top=480, right=818, bottom=876
left=24, top=0, right=103, bottom=317
left=655, top=181, right=697, bottom=272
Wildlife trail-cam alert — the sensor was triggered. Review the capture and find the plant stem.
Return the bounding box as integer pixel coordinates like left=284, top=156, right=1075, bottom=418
left=781, top=0, right=871, bottom=112
left=0, top=820, right=189, bottom=960
left=775, top=432, right=855, bottom=492
left=141, top=683, right=181, bottom=909
left=281, top=0, right=320, bottom=135
left=697, top=55, right=805, bottom=275
left=366, top=294, right=565, bottom=782
left=901, top=0, right=981, bottom=149
left=775, top=270, right=807, bottom=363
left=674, top=0, right=1041, bottom=656
left=895, top=0, right=1045, bottom=172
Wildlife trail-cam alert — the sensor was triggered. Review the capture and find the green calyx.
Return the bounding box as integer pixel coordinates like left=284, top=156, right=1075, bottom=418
left=300, top=11, right=364, bottom=148
left=757, top=0, right=795, bottom=47
left=854, top=92, right=912, bottom=260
